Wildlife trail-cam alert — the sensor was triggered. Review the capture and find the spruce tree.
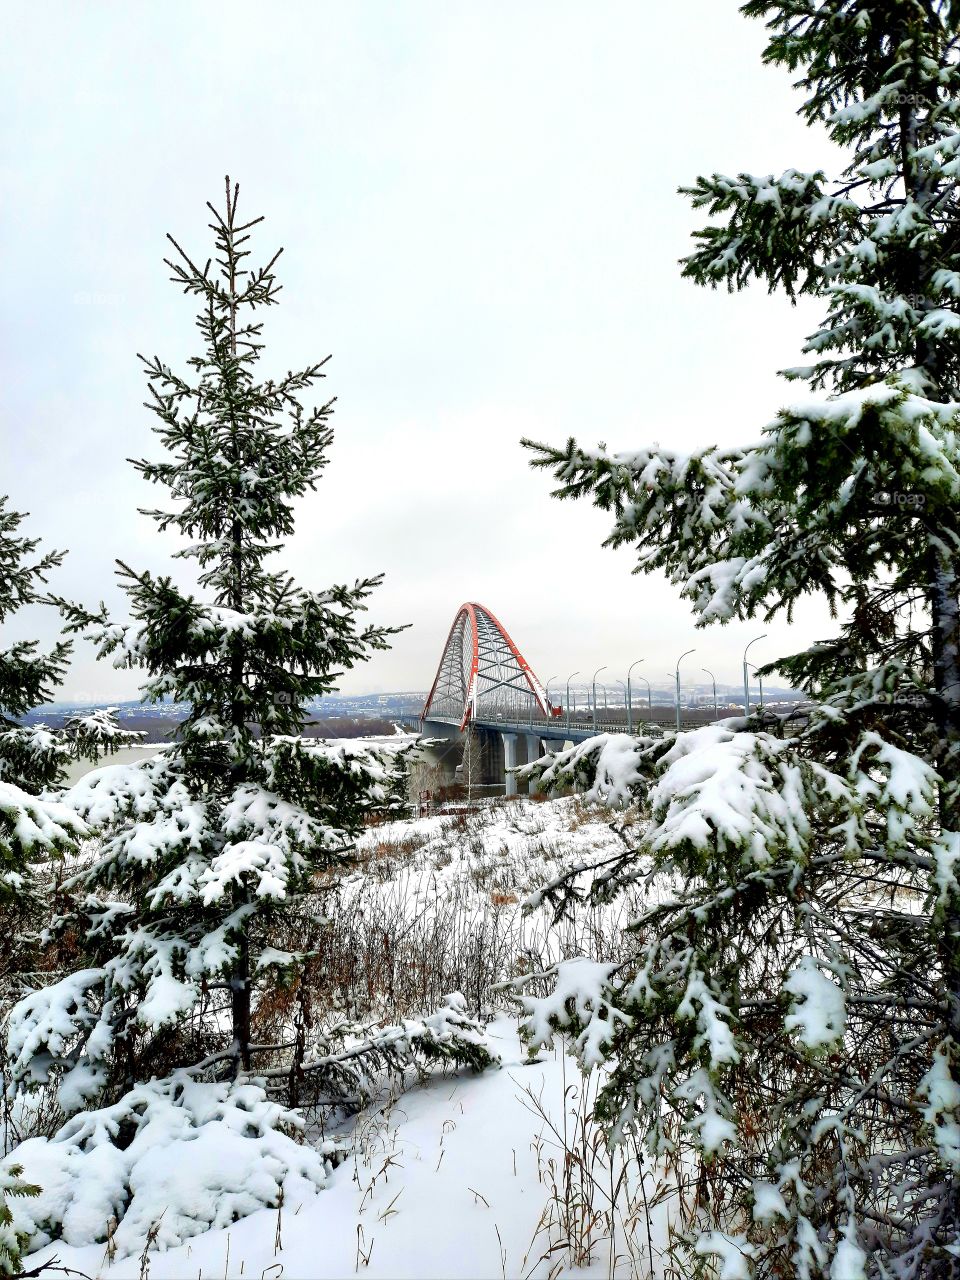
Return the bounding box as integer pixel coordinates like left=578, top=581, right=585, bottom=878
left=517, top=4, right=960, bottom=1275
left=0, top=1165, right=39, bottom=1276
left=0, top=501, right=139, bottom=1273
left=10, top=180, right=489, bottom=1134
left=0, top=498, right=71, bottom=795
left=0, top=497, right=85, bottom=901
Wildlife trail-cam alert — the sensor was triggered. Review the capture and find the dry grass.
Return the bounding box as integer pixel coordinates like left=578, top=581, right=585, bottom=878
left=301, top=797, right=645, bottom=1025
left=515, top=1059, right=667, bottom=1280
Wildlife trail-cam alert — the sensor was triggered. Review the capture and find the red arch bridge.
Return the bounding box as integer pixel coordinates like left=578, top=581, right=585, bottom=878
left=402, top=602, right=637, bottom=796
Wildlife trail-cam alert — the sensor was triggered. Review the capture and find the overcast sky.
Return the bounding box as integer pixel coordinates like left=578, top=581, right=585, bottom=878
left=2, top=1, right=843, bottom=704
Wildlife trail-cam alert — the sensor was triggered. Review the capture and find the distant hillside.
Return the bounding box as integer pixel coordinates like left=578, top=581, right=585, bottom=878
left=20, top=694, right=427, bottom=743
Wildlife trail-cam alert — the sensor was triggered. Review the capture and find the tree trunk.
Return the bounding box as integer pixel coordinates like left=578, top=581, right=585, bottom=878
left=230, top=931, right=252, bottom=1073
left=224, top=179, right=253, bottom=1075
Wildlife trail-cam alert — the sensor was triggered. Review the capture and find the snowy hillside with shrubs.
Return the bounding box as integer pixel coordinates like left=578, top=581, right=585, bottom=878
left=11, top=793, right=667, bottom=1280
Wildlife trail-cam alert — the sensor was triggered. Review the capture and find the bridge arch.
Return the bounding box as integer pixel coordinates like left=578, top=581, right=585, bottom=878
left=421, top=602, right=549, bottom=729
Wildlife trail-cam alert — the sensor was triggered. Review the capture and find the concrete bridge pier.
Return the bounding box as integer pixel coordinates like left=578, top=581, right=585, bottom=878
left=501, top=733, right=519, bottom=796
left=413, top=724, right=466, bottom=782
left=500, top=732, right=560, bottom=796
left=415, top=715, right=576, bottom=798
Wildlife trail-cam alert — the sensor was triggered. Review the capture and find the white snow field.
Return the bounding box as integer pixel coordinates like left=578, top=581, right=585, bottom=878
left=60, top=743, right=165, bottom=784
left=57, top=731, right=419, bottom=786
left=14, top=794, right=667, bottom=1280
left=22, top=1018, right=666, bottom=1280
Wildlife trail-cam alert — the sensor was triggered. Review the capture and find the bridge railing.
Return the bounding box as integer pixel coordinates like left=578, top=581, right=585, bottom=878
left=411, top=708, right=715, bottom=734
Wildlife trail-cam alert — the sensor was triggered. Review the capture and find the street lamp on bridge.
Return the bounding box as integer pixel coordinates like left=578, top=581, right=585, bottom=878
left=566, top=670, right=580, bottom=732
left=702, top=667, right=719, bottom=720
left=626, top=658, right=645, bottom=734
left=617, top=680, right=629, bottom=728
left=742, top=633, right=767, bottom=715
left=591, top=665, right=607, bottom=732
left=634, top=673, right=652, bottom=718
left=747, top=662, right=765, bottom=712
left=674, top=649, right=696, bottom=732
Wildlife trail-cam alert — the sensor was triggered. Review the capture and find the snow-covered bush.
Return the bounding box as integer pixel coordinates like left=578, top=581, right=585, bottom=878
left=518, top=4, right=960, bottom=1274
left=522, top=730, right=660, bottom=809
left=292, top=992, right=494, bottom=1107
left=2, top=1075, right=339, bottom=1257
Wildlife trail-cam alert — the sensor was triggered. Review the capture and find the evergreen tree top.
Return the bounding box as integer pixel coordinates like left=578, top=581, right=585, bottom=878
left=133, top=175, right=337, bottom=605
left=678, top=1, right=960, bottom=395
left=59, top=178, right=403, bottom=777
left=0, top=497, right=70, bottom=730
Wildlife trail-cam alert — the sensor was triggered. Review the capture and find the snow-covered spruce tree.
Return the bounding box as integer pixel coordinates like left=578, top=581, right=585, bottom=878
left=2, top=185, right=491, bottom=1243
left=0, top=497, right=139, bottom=817
left=513, top=5, right=960, bottom=1277
left=0, top=501, right=141, bottom=1272
left=0, top=496, right=82, bottom=885
left=0, top=1165, right=39, bottom=1276
left=0, top=499, right=133, bottom=921
left=0, top=501, right=68, bottom=780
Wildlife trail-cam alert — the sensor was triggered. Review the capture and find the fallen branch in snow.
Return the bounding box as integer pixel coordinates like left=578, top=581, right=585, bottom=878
left=9, top=1257, right=93, bottom=1280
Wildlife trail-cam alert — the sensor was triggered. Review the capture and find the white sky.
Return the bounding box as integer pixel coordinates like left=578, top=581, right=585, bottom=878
left=1, top=1, right=843, bottom=703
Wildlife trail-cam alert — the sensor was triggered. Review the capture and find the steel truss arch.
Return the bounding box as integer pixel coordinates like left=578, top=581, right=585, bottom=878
left=421, top=602, right=549, bottom=729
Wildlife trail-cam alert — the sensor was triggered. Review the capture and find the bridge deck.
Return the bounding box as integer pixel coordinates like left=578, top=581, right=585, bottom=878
left=403, top=711, right=714, bottom=743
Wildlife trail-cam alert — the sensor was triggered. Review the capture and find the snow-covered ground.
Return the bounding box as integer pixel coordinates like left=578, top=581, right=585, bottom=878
left=58, top=732, right=418, bottom=785
left=60, top=743, right=165, bottom=784
left=16, top=793, right=665, bottom=1279
left=23, top=1018, right=665, bottom=1279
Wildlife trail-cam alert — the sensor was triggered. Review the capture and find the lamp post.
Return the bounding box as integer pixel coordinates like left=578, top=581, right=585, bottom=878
left=591, top=665, right=607, bottom=731
left=635, top=674, right=652, bottom=717
left=747, top=663, right=765, bottom=712
left=674, top=649, right=696, bottom=731
left=566, top=670, right=580, bottom=732
left=617, top=680, right=629, bottom=728
left=702, top=667, right=718, bottom=720
left=544, top=675, right=558, bottom=722
left=626, top=658, right=645, bottom=734
left=743, top=634, right=767, bottom=715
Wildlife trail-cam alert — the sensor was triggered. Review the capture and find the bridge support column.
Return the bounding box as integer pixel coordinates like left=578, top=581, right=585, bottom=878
left=502, top=733, right=519, bottom=797
left=525, top=734, right=544, bottom=793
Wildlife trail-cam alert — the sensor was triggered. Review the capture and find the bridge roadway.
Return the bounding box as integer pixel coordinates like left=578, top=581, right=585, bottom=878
left=399, top=708, right=712, bottom=796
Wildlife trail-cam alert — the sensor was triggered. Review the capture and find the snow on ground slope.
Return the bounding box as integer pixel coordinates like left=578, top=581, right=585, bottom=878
left=17, top=796, right=664, bottom=1278
left=23, top=1019, right=665, bottom=1280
